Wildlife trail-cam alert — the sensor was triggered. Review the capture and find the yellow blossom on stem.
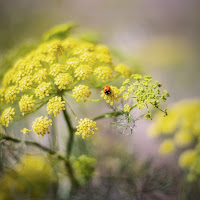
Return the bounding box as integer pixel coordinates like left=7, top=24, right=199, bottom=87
left=0, top=107, right=15, bottom=127
left=34, top=69, right=47, bottom=84
left=47, top=96, right=65, bottom=117
left=72, top=85, right=91, bottom=102
left=101, top=86, right=122, bottom=105
left=75, top=118, right=98, bottom=139
left=19, top=95, right=35, bottom=116
left=49, top=63, right=65, bottom=77
left=35, top=82, right=52, bottom=99
left=124, top=104, right=131, bottom=112
left=21, top=128, right=30, bottom=134
left=32, top=116, right=52, bottom=136
left=54, top=73, right=73, bottom=90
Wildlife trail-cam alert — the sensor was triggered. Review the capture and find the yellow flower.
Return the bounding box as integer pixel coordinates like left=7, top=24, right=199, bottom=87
left=0, top=107, right=15, bottom=127
left=34, top=69, right=47, bottom=84
left=35, top=82, right=52, bottom=99
left=75, top=65, right=93, bottom=80
left=124, top=104, right=131, bottom=112
left=21, top=128, right=30, bottom=134
left=32, top=116, right=52, bottom=136
left=75, top=118, right=98, bottom=139
left=19, top=76, right=34, bottom=91
left=72, top=85, right=91, bottom=102
left=179, top=150, right=197, bottom=168
left=122, top=79, right=130, bottom=85
left=114, top=64, right=131, bottom=77
left=19, top=95, right=35, bottom=116
left=49, top=63, right=65, bottom=77
left=5, top=85, right=19, bottom=103
left=94, top=66, right=113, bottom=81
left=174, top=130, right=193, bottom=147
left=54, top=73, right=73, bottom=90
left=101, top=86, right=122, bottom=105
left=159, top=139, right=175, bottom=155
left=123, top=92, right=130, bottom=100
left=66, top=57, right=80, bottom=69
left=47, top=96, right=65, bottom=117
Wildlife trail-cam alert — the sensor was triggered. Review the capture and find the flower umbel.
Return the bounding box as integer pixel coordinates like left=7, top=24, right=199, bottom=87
left=32, top=116, right=52, bottom=136
left=35, top=82, right=52, bottom=99
left=75, top=118, right=98, bottom=139
left=0, top=107, right=15, bottom=127
left=19, top=95, right=35, bottom=116
left=47, top=96, right=65, bottom=117
left=72, top=85, right=91, bottom=102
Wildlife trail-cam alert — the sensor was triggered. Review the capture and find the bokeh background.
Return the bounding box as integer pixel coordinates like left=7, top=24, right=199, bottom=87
left=0, top=0, right=200, bottom=199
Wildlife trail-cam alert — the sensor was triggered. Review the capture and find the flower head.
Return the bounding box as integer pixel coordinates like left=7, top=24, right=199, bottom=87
left=35, top=82, right=52, bottom=99
left=5, top=86, right=19, bottom=103
left=75, top=65, right=93, bottom=80
left=18, top=76, right=33, bottom=91
left=124, top=104, right=131, bottom=112
left=159, top=139, right=175, bottom=155
left=32, top=116, right=52, bottom=136
left=72, top=85, right=91, bottom=102
left=75, top=118, right=98, bottom=139
left=0, top=107, right=15, bottom=127
left=101, top=86, right=122, bottom=105
left=114, top=64, right=131, bottom=77
left=54, top=73, right=73, bottom=90
left=47, top=96, right=65, bottom=117
left=21, top=128, right=30, bottom=134
left=19, top=95, right=35, bottom=116
left=94, top=66, right=113, bottom=81
left=0, top=89, right=5, bottom=104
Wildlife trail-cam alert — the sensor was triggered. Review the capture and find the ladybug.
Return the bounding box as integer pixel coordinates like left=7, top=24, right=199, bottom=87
left=103, top=86, right=111, bottom=95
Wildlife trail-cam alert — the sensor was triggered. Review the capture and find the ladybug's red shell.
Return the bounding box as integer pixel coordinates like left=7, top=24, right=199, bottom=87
left=103, top=86, right=111, bottom=95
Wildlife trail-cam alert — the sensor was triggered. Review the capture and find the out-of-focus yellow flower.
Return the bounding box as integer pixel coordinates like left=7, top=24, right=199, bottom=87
left=101, top=86, right=122, bottom=105
left=54, top=73, right=73, bottom=90
left=47, top=96, right=65, bottom=117
left=124, top=104, right=131, bottom=112
left=19, top=95, right=35, bottom=116
left=159, top=139, right=175, bottom=155
left=72, top=85, right=91, bottom=102
left=174, top=130, right=193, bottom=147
left=21, top=128, right=30, bottom=134
left=114, top=64, right=131, bottom=77
left=179, top=150, right=197, bottom=168
left=94, top=66, right=113, bottom=81
left=0, top=107, right=15, bottom=127
left=75, top=118, right=98, bottom=139
left=35, top=82, right=52, bottom=99
left=75, top=65, right=93, bottom=80
left=4, top=85, right=19, bottom=103
left=32, top=116, right=52, bottom=136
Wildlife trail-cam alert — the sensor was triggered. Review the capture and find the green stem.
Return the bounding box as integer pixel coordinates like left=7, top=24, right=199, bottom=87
left=93, top=111, right=123, bottom=121
left=0, top=134, right=67, bottom=161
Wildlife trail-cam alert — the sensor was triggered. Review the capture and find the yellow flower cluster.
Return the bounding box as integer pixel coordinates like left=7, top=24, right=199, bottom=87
left=75, top=118, right=98, bottom=139
left=124, top=104, right=131, bottom=112
left=54, top=73, right=73, bottom=90
left=114, top=64, right=131, bottom=77
left=72, top=85, right=91, bottom=102
left=74, top=65, right=93, bottom=80
left=94, top=66, right=113, bottom=81
left=32, top=116, right=52, bottom=136
left=47, top=96, right=65, bottom=116
left=5, top=86, right=19, bottom=103
left=0, top=107, right=15, bottom=127
left=35, top=82, right=52, bottom=99
left=101, top=86, right=122, bottom=105
left=19, top=95, right=35, bottom=116
left=0, top=89, right=4, bottom=104
left=149, top=100, right=200, bottom=181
